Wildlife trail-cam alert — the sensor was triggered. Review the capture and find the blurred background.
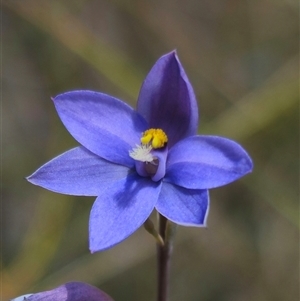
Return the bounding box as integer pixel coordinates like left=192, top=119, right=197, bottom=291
left=2, top=0, right=299, bottom=300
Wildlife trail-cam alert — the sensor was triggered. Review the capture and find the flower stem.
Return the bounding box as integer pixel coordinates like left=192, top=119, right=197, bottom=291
left=144, top=218, right=165, bottom=246
left=157, top=213, right=177, bottom=301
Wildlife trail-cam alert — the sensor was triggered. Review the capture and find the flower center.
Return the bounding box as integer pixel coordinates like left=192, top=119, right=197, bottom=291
left=129, top=144, right=154, bottom=162
left=129, top=128, right=168, bottom=181
left=141, top=128, right=168, bottom=149
left=129, top=128, right=168, bottom=163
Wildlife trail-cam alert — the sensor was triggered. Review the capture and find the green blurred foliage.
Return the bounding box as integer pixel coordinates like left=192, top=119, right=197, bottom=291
left=2, top=0, right=299, bottom=300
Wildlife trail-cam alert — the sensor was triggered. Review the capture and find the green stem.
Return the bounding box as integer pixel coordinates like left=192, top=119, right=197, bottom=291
left=144, top=218, right=164, bottom=246
left=157, top=214, right=177, bottom=301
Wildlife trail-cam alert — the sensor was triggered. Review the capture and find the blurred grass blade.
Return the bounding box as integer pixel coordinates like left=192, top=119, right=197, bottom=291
left=203, top=57, right=298, bottom=140
left=2, top=195, right=73, bottom=298
left=4, top=0, right=143, bottom=100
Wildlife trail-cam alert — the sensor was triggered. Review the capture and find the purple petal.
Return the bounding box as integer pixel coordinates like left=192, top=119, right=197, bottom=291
left=53, top=90, right=148, bottom=167
left=137, top=51, right=198, bottom=147
left=89, top=174, right=162, bottom=252
left=165, top=136, right=253, bottom=189
left=26, top=282, right=114, bottom=301
left=27, top=147, right=130, bottom=196
left=156, top=182, right=209, bottom=226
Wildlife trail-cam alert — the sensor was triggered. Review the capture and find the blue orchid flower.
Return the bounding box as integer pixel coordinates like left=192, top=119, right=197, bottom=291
left=27, top=51, right=253, bottom=252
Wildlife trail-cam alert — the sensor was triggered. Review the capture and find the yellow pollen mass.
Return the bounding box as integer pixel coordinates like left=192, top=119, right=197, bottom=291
left=141, top=128, right=168, bottom=149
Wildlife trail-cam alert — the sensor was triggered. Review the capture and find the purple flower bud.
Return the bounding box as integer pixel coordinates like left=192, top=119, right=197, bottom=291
left=11, top=282, right=114, bottom=301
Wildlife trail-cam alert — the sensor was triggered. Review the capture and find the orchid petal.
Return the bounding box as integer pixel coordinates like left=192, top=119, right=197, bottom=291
left=26, top=282, right=114, bottom=301
left=27, top=147, right=130, bottom=196
left=165, top=136, right=253, bottom=189
left=137, top=51, right=198, bottom=147
left=156, top=182, right=209, bottom=226
left=89, top=174, right=161, bottom=252
left=53, top=91, right=148, bottom=167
